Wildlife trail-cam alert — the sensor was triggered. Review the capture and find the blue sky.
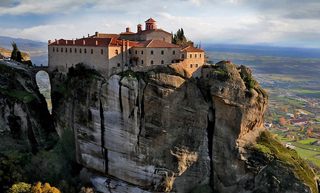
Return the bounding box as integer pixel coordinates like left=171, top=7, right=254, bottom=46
left=1, top=0, right=320, bottom=47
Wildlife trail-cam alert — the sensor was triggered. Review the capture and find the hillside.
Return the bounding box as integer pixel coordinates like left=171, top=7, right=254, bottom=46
left=0, top=46, right=30, bottom=61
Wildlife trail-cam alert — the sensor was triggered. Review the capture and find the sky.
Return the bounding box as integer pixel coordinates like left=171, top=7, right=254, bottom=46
left=0, top=0, right=320, bottom=48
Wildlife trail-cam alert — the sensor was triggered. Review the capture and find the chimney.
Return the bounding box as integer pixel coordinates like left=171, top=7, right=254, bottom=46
left=73, top=40, right=75, bottom=45
left=83, top=36, right=85, bottom=38
left=126, top=27, right=130, bottom=32
left=88, top=34, right=90, bottom=38
left=96, top=40, right=98, bottom=46
left=66, top=40, right=68, bottom=44
left=95, top=31, right=99, bottom=37
left=48, top=40, right=51, bottom=44
left=190, top=42, right=194, bottom=47
left=83, top=40, right=85, bottom=45
left=137, top=24, right=142, bottom=33
left=57, top=40, right=59, bottom=44
left=76, top=38, right=78, bottom=40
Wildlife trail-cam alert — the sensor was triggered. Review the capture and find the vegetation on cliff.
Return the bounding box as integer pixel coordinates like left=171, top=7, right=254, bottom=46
left=249, top=131, right=318, bottom=192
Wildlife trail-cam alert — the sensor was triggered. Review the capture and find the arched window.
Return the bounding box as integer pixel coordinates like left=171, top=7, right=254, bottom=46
left=182, top=54, right=184, bottom=59
left=151, top=60, right=154, bottom=65
left=171, top=60, right=174, bottom=63
left=172, top=51, right=175, bottom=55
left=115, top=49, right=119, bottom=55
left=65, top=48, right=67, bottom=52
left=117, top=63, right=120, bottom=67
left=135, top=50, right=137, bottom=54
left=75, top=48, right=77, bottom=53
left=190, top=54, right=192, bottom=58
left=141, top=50, right=144, bottom=55
left=200, top=54, right=202, bottom=58
left=80, top=49, right=82, bottom=53
left=161, top=60, right=164, bottom=64
left=141, top=60, right=144, bottom=65
left=151, top=50, right=153, bottom=55
left=70, top=48, right=72, bottom=53
left=91, top=49, right=93, bottom=54
left=84, top=49, right=86, bottom=54
left=190, top=64, right=193, bottom=68
left=101, top=49, right=103, bottom=54
left=130, top=59, right=132, bottom=64
left=196, top=64, right=198, bottom=67
left=53, top=47, right=55, bottom=52
left=61, top=48, right=63, bottom=52
left=195, top=54, right=197, bottom=58
left=129, top=49, right=131, bottom=54
left=161, top=50, right=164, bottom=55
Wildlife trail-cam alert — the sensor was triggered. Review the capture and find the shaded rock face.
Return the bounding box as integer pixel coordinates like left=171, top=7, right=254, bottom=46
left=0, top=65, right=57, bottom=153
left=50, top=62, right=318, bottom=193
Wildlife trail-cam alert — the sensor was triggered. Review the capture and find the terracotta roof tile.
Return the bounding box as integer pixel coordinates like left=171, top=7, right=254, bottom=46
left=120, top=32, right=136, bottom=35
left=93, top=34, right=120, bottom=40
left=134, top=39, right=180, bottom=48
left=180, top=46, right=204, bottom=52
left=48, top=38, right=138, bottom=47
left=145, top=18, right=156, bottom=22
left=136, top=29, right=171, bottom=35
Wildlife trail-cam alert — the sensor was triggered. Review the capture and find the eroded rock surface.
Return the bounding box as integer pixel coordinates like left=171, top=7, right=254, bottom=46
left=50, top=62, right=318, bottom=193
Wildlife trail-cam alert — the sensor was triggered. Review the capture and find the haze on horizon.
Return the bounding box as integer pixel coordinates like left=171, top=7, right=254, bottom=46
left=0, top=0, right=320, bottom=48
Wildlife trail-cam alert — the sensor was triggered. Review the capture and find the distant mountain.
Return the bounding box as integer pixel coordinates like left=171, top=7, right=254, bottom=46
left=0, top=36, right=47, bottom=52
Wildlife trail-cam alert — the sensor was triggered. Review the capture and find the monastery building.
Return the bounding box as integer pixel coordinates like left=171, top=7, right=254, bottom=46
left=48, top=18, right=205, bottom=76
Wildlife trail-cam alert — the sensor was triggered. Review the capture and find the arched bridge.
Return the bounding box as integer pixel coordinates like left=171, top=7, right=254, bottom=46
left=28, top=65, right=50, bottom=74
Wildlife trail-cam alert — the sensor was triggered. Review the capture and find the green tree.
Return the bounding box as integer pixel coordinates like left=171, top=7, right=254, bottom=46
left=7, top=182, right=31, bottom=193
left=11, top=42, right=19, bottom=61
left=17, top=51, right=22, bottom=62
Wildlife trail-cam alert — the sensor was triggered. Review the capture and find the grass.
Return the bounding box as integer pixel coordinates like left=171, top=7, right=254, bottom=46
left=298, top=139, right=318, bottom=145
left=7, top=90, right=35, bottom=102
left=255, top=131, right=318, bottom=193
left=309, top=157, right=320, bottom=166
left=294, top=148, right=319, bottom=159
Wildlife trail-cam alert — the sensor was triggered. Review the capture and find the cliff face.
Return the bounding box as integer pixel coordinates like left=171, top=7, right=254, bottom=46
left=0, top=63, right=57, bottom=153
left=50, top=62, right=318, bottom=193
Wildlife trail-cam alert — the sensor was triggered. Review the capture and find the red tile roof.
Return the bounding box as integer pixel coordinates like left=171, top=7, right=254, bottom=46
left=92, top=33, right=120, bottom=40
left=145, top=18, right=156, bottom=22
left=48, top=38, right=138, bottom=47
left=120, top=32, right=136, bottom=35
left=180, top=46, right=204, bottom=52
left=134, top=39, right=180, bottom=48
left=136, top=28, right=171, bottom=35
left=290, top=119, right=309, bottom=123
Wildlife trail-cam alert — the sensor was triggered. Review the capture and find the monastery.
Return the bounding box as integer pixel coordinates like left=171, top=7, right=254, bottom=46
left=48, top=18, right=205, bottom=76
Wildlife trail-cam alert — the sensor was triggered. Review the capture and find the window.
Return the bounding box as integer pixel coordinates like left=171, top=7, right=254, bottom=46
left=182, top=54, right=184, bottom=59
left=161, top=50, right=164, bottom=55
left=65, top=48, right=67, bottom=52
left=195, top=54, right=197, bottom=58
left=57, top=48, right=58, bottom=52
left=151, top=50, right=153, bottom=55
left=116, top=49, right=119, bottom=55
left=75, top=48, right=77, bottom=53
left=200, top=54, right=202, bottom=58
left=91, top=49, right=93, bottom=54
left=129, top=49, right=131, bottom=54
left=141, top=60, right=144, bottom=65
left=151, top=60, right=154, bottom=65
left=117, top=63, right=120, bottom=67
left=130, top=59, right=132, bottom=64
left=190, top=54, right=192, bottom=58
left=53, top=47, right=55, bottom=52
left=190, top=64, right=193, bottom=68
left=80, top=49, right=82, bottom=53
left=196, top=64, right=198, bottom=67
left=161, top=60, right=164, bottom=64
left=70, top=48, right=72, bottom=53
left=135, top=50, right=137, bottom=54
left=101, top=49, right=103, bottom=54
left=66, top=63, right=67, bottom=68
left=171, top=60, right=174, bottom=63
left=173, top=51, right=175, bottom=55
left=61, top=48, right=63, bottom=52
left=84, top=49, right=86, bottom=54
left=141, top=50, right=143, bottom=55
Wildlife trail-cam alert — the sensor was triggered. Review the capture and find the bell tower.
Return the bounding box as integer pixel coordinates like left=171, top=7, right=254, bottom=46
left=145, top=18, right=157, bottom=31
